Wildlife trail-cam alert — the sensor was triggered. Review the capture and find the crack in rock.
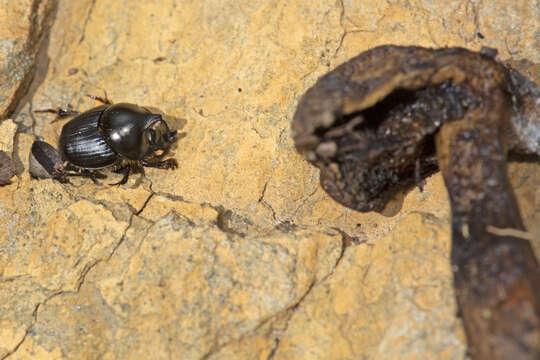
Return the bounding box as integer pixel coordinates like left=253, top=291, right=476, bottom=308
left=0, top=192, right=146, bottom=359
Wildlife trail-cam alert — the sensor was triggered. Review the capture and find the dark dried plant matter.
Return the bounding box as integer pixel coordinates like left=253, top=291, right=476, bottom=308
left=292, top=45, right=540, bottom=360
left=0, top=150, right=16, bottom=185
left=29, top=138, right=68, bottom=182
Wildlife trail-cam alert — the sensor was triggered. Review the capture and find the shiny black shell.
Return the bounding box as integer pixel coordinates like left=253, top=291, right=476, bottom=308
left=99, top=103, right=161, bottom=160
left=59, top=105, right=117, bottom=169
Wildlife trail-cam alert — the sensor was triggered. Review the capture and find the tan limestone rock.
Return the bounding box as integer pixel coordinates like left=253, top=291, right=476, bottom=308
left=27, top=216, right=342, bottom=359
left=0, top=119, right=17, bottom=153
left=273, top=213, right=465, bottom=360
left=0, top=0, right=56, bottom=118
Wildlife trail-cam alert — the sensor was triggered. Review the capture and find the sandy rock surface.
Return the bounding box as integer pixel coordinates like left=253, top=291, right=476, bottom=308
left=0, top=0, right=538, bottom=359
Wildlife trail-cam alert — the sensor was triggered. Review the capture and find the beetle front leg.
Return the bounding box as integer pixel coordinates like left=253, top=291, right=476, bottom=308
left=141, top=158, right=178, bottom=170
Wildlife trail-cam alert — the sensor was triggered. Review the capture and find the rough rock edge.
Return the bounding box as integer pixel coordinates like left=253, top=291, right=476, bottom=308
left=0, top=0, right=58, bottom=120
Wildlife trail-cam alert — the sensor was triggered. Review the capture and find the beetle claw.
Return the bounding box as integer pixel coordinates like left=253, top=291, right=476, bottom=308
left=164, top=159, right=178, bottom=170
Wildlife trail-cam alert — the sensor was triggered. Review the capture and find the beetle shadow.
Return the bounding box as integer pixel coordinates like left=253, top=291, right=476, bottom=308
left=164, top=113, right=188, bottom=148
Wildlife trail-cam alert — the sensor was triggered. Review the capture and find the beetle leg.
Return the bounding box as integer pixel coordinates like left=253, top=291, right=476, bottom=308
left=85, top=92, right=112, bottom=105
left=74, top=170, right=106, bottom=185
left=56, top=176, right=71, bottom=184
left=136, top=162, right=145, bottom=176
left=64, top=169, right=106, bottom=185
left=52, top=168, right=70, bottom=184
left=34, top=108, right=80, bottom=122
left=88, top=170, right=107, bottom=185
left=109, top=166, right=130, bottom=186
left=141, top=158, right=178, bottom=170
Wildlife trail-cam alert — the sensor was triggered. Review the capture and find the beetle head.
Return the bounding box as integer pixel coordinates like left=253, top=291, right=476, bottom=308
left=99, top=103, right=177, bottom=160
left=145, top=118, right=178, bottom=153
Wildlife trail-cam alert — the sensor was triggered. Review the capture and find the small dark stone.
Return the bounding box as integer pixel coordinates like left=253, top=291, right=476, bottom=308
left=0, top=151, right=15, bottom=185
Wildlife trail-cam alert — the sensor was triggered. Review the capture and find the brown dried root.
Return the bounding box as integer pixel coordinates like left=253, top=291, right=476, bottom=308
left=292, top=45, right=540, bottom=360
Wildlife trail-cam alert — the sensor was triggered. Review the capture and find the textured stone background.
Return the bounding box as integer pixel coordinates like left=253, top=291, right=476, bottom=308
left=0, top=0, right=538, bottom=359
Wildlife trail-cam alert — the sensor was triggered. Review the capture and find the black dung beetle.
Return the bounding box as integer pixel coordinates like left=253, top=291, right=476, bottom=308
left=35, top=96, right=178, bottom=185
